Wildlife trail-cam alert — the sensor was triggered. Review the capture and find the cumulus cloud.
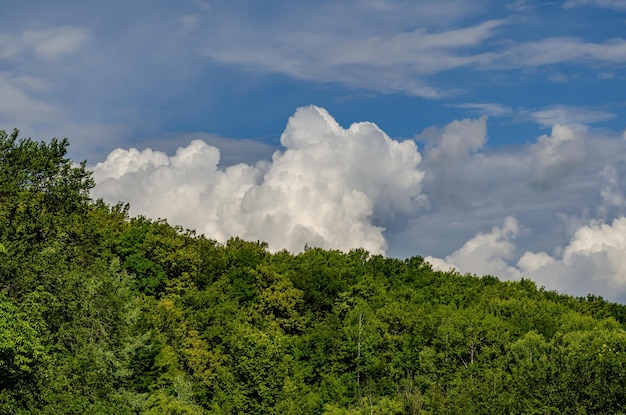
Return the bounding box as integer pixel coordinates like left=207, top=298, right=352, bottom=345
left=426, top=217, right=522, bottom=279
left=391, top=115, right=616, bottom=259
left=418, top=115, right=488, bottom=207
left=427, top=216, right=626, bottom=302
left=91, top=106, right=626, bottom=301
left=422, top=115, right=488, bottom=163
left=518, top=218, right=626, bottom=301
left=529, top=124, right=586, bottom=189
left=92, top=105, right=425, bottom=254
left=600, top=166, right=626, bottom=207
left=396, top=113, right=626, bottom=301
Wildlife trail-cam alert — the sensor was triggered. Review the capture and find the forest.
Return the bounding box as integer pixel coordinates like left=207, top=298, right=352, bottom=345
left=2, top=128, right=626, bottom=414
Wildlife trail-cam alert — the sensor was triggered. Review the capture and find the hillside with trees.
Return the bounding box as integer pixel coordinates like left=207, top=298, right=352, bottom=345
left=2, top=129, right=626, bottom=414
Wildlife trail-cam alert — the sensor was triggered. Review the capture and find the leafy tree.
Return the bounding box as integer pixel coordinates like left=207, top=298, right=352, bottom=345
left=0, top=129, right=94, bottom=295
left=0, top=129, right=93, bottom=244
left=0, top=293, right=46, bottom=410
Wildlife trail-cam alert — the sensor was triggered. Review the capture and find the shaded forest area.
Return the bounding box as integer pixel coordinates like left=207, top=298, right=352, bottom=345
left=2, top=128, right=626, bottom=414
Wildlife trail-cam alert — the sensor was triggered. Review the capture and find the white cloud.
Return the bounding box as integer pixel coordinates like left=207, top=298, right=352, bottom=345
left=452, top=103, right=512, bottom=116
left=426, top=216, right=522, bottom=279
left=93, top=147, right=170, bottom=180
left=407, top=113, right=626, bottom=301
left=161, top=133, right=277, bottom=167
left=393, top=115, right=626, bottom=302
left=501, top=37, right=626, bottom=67
left=400, top=117, right=608, bottom=262
left=517, top=217, right=626, bottom=301
left=529, top=124, right=587, bottom=189
left=192, top=2, right=626, bottom=95
left=599, top=165, right=626, bottom=217
left=89, top=106, right=626, bottom=301
left=422, top=116, right=488, bottom=160
left=563, top=0, right=626, bottom=10
left=92, top=105, right=425, bottom=254
left=454, top=104, right=614, bottom=128
left=428, top=216, right=626, bottom=302
left=418, top=115, right=489, bottom=206
left=528, top=105, right=615, bottom=128
left=200, top=9, right=506, bottom=97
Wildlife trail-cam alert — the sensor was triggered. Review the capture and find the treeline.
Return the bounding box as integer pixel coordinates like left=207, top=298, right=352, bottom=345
left=2, top=129, right=626, bottom=414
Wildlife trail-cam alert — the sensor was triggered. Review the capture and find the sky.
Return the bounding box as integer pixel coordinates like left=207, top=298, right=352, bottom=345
left=2, top=0, right=626, bottom=301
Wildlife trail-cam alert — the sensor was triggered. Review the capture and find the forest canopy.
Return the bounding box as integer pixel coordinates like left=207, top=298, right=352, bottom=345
left=1, top=129, right=626, bottom=414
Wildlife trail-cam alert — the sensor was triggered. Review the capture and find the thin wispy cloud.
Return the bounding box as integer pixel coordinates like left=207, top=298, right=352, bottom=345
left=529, top=105, right=615, bottom=128
left=563, top=0, right=626, bottom=10
left=497, top=37, right=626, bottom=67
left=191, top=2, right=626, bottom=97
left=451, top=103, right=513, bottom=116
left=0, top=26, right=89, bottom=60
left=0, top=73, right=59, bottom=123
left=200, top=15, right=507, bottom=97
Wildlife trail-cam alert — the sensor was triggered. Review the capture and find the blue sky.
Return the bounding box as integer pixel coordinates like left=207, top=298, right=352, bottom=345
left=3, top=0, right=626, bottom=301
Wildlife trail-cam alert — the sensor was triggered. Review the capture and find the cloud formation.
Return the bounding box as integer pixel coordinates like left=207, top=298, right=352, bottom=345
left=92, top=105, right=626, bottom=302
left=530, top=124, right=586, bottom=189
left=425, top=217, right=522, bottom=279
left=429, top=216, right=626, bottom=302
left=92, top=106, right=425, bottom=254
left=518, top=217, right=626, bottom=297
left=413, top=120, right=626, bottom=301
left=200, top=14, right=506, bottom=98
left=188, top=1, right=626, bottom=97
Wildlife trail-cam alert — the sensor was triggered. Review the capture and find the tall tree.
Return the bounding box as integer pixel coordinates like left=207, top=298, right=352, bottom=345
left=0, top=129, right=94, bottom=293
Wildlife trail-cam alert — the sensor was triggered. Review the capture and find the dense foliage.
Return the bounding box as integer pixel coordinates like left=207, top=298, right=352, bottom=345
left=2, top=129, right=626, bottom=414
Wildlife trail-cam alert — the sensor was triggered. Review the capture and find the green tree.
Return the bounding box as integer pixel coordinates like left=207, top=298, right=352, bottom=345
left=0, top=129, right=93, bottom=241
left=0, top=129, right=94, bottom=294
left=0, top=293, right=46, bottom=411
